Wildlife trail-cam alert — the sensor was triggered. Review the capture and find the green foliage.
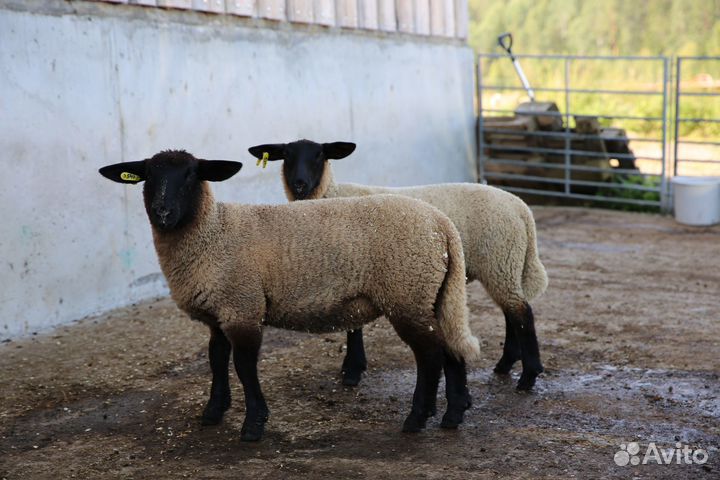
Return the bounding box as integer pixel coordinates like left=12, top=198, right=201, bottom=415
left=469, top=0, right=720, bottom=57
left=471, top=0, right=720, bottom=138
left=596, top=174, right=662, bottom=212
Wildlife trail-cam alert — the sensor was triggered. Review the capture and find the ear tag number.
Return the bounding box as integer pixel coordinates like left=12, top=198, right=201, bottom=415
left=120, top=172, right=142, bottom=182
left=256, top=152, right=269, bottom=169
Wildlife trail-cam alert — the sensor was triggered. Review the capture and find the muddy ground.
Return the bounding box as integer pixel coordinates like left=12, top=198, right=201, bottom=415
left=1, top=207, right=718, bottom=479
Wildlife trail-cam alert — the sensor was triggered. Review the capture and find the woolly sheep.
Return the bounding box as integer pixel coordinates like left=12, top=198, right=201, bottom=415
left=248, top=139, right=548, bottom=390
left=99, top=149, right=480, bottom=441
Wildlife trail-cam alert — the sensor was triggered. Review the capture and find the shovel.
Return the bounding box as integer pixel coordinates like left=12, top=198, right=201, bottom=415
left=497, top=33, right=536, bottom=102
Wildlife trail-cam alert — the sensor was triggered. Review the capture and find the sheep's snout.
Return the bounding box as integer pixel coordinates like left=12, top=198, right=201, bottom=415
left=150, top=196, right=179, bottom=230
left=293, top=179, right=308, bottom=197
left=154, top=205, right=171, bottom=226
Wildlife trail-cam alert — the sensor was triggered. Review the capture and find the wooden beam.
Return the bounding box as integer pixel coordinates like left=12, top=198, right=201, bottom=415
left=358, top=0, right=379, bottom=30
left=314, top=0, right=336, bottom=25
left=336, top=0, right=358, bottom=28
left=226, top=0, right=256, bottom=16
left=414, top=0, right=430, bottom=35
left=288, top=0, right=314, bottom=23
left=377, top=0, right=396, bottom=31
left=192, top=0, right=225, bottom=11
left=157, top=0, right=192, bottom=8
left=454, top=0, right=467, bottom=38
left=257, top=0, right=286, bottom=20
left=396, top=0, right=413, bottom=33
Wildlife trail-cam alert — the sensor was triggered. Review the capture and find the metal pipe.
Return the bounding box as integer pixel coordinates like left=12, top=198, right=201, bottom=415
left=480, top=85, right=664, bottom=96
left=476, top=56, right=485, bottom=183
left=660, top=56, right=669, bottom=211
left=564, top=58, right=571, bottom=195
left=499, top=186, right=662, bottom=207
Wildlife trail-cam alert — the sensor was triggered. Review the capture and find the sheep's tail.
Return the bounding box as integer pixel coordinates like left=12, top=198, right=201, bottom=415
left=436, top=219, right=481, bottom=362
left=521, top=208, right=548, bottom=301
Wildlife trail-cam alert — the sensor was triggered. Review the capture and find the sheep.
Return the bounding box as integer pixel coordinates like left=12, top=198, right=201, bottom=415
left=248, top=139, right=548, bottom=391
left=98, top=149, right=480, bottom=442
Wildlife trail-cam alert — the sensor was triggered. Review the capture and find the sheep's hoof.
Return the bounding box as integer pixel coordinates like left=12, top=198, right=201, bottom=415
left=201, top=398, right=231, bottom=425
left=240, top=413, right=268, bottom=442
left=402, top=412, right=429, bottom=433
left=493, top=356, right=518, bottom=375
left=440, top=394, right=471, bottom=429
left=440, top=410, right=464, bottom=429
left=341, top=359, right=367, bottom=387
left=516, top=365, right=544, bottom=391
left=341, top=369, right=364, bottom=386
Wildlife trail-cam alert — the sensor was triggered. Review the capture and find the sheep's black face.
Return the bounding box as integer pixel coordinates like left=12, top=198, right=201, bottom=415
left=282, top=141, right=326, bottom=199
left=248, top=140, right=356, bottom=200
left=99, top=150, right=243, bottom=232
left=142, top=151, right=202, bottom=232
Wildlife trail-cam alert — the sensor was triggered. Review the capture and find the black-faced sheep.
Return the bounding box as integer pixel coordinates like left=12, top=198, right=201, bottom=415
left=99, top=150, right=479, bottom=441
left=248, top=139, right=548, bottom=390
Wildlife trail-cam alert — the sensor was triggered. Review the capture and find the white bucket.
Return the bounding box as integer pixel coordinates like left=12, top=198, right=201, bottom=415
left=671, top=176, right=720, bottom=226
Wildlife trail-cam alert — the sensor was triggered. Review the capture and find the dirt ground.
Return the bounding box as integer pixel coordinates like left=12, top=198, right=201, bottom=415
left=1, top=207, right=718, bottom=479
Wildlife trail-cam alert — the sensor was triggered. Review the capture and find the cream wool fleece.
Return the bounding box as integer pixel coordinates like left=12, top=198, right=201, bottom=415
left=284, top=166, right=548, bottom=310
left=152, top=182, right=480, bottom=362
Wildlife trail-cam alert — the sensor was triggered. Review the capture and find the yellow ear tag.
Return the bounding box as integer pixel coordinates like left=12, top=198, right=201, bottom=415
left=120, top=172, right=142, bottom=182
left=256, top=151, right=269, bottom=169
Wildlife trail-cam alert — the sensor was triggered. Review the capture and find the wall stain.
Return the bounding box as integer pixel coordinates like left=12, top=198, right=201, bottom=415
left=118, top=249, right=135, bottom=270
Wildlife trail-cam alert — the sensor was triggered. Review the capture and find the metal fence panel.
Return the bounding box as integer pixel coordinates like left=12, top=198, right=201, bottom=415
left=673, top=57, right=720, bottom=179
left=477, top=53, right=669, bottom=210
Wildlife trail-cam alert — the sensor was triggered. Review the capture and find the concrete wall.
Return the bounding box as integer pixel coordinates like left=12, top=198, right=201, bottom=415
left=0, top=0, right=476, bottom=339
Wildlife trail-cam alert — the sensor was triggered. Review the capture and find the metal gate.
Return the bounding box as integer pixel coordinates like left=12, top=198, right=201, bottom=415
left=674, top=57, right=720, bottom=179
left=476, top=53, right=720, bottom=211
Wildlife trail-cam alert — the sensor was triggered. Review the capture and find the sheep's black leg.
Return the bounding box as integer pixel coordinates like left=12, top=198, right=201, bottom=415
left=341, top=328, right=367, bottom=386
left=402, top=345, right=443, bottom=433
left=510, top=302, right=544, bottom=391
left=440, top=351, right=472, bottom=429
left=201, top=326, right=232, bottom=425
left=493, top=310, right=522, bottom=375
left=229, top=330, right=269, bottom=442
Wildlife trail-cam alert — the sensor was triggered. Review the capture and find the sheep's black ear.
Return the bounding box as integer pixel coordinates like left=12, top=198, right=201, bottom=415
left=197, top=160, right=243, bottom=182
left=322, top=142, right=356, bottom=159
left=98, top=160, right=147, bottom=184
left=248, top=144, right=286, bottom=161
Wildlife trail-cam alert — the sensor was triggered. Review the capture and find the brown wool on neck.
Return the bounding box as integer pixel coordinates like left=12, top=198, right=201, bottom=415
left=282, top=163, right=336, bottom=202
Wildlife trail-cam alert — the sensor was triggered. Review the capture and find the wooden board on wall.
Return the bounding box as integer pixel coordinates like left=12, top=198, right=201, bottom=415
left=336, top=0, right=359, bottom=28
left=257, top=0, right=285, bottom=20
left=414, top=0, right=430, bottom=35
left=226, top=0, right=255, bottom=16
left=192, top=0, right=225, bottom=11
left=454, top=0, right=467, bottom=38
left=442, top=0, right=455, bottom=37
left=288, top=0, right=314, bottom=23
left=377, top=0, right=396, bottom=31
left=157, top=0, right=192, bottom=8
left=429, top=0, right=444, bottom=36
left=358, top=0, right=379, bottom=30
left=129, top=0, right=157, bottom=5
left=314, top=0, right=336, bottom=25
left=396, top=0, right=413, bottom=33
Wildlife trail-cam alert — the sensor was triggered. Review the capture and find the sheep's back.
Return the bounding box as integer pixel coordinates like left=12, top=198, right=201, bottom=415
left=232, top=195, right=453, bottom=332
left=332, top=183, right=532, bottom=283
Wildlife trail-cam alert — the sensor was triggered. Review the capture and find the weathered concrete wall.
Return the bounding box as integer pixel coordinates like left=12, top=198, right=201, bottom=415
left=0, top=0, right=475, bottom=339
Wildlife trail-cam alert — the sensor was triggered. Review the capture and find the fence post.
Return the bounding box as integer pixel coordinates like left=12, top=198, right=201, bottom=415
left=673, top=57, right=682, bottom=179
left=476, top=55, right=484, bottom=183
left=660, top=56, right=670, bottom=212
left=564, top=58, right=571, bottom=195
